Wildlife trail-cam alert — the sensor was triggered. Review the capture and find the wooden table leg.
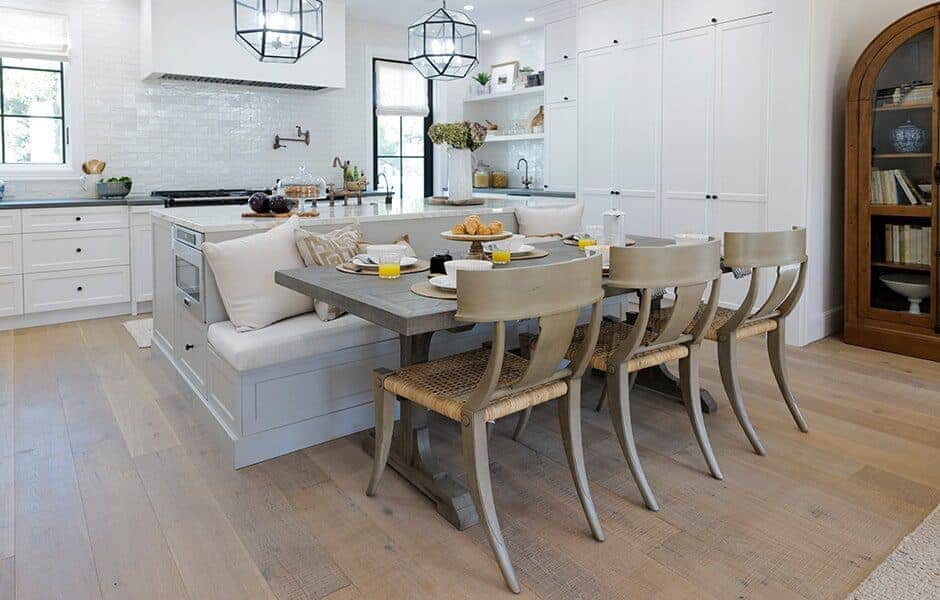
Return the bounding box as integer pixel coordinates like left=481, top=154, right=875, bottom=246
left=361, top=332, right=479, bottom=530
left=634, top=364, right=718, bottom=414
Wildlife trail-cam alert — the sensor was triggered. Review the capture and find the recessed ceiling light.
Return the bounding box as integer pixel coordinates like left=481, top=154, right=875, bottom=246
left=524, top=16, right=535, bottom=23
left=482, top=29, right=492, bottom=35
left=463, top=4, right=475, bottom=10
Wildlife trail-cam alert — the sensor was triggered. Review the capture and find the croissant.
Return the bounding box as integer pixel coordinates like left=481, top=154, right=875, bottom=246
left=464, top=219, right=480, bottom=235
left=478, top=225, right=492, bottom=235
left=489, top=221, right=504, bottom=233
left=452, top=223, right=467, bottom=234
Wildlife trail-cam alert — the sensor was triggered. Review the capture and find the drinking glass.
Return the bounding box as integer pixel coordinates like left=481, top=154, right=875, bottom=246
left=377, top=247, right=404, bottom=279
left=487, top=239, right=512, bottom=265
left=579, top=225, right=603, bottom=249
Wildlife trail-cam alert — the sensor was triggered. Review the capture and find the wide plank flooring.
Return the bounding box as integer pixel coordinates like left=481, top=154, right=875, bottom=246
left=2, top=315, right=938, bottom=599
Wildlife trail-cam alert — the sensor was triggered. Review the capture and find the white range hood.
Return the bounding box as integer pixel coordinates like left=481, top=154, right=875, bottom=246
left=141, top=0, right=346, bottom=90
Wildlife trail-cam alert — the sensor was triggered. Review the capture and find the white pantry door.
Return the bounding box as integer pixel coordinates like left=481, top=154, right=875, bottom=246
left=579, top=45, right=619, bottom=227
left=615, top=38, right=663, bottom=237
left=661, top=26, right=715, bottom=236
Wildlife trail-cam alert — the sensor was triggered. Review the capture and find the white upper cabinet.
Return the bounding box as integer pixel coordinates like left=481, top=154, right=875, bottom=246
left=712, top=15, right=772, bottom=205
left=545, top=102, right=579, bottom=193
left=661, top=27, right=715, bottom=203
left=578, top=46, right=618, bottom=195
left=545, top=17, right=577, bottom=63
left=546, top=60, right=578, bottom=104
left=663, top=0, right=773, bottom=34
left=578, top=0, right=662, bottom=53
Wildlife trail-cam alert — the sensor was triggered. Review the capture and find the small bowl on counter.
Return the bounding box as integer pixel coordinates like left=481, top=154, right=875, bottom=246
left=96, top=180, right=133, bottom=198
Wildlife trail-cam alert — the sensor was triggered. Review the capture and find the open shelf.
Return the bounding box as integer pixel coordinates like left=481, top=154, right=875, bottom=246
left=483, top=133, right=544, bottom=143
left=873, top=103, right=933, bottom=112
left=869, top=204, right=933, bottom=217
left=872, top=153, right=932, bottom=159
left=871, top=260, right=932, bottom=272
left=463, top=86, right=545, bottom=104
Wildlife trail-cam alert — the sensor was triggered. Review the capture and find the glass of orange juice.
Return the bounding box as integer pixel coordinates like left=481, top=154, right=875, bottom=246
left=377, top=247, right=404, bottom=279
left=579, top=225, right=604, bottom=249
left=487, top=240, right=512, bottom=265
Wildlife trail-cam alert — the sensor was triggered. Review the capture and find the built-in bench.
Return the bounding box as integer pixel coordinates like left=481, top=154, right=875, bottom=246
left=203, top=311, right=509, bottom=468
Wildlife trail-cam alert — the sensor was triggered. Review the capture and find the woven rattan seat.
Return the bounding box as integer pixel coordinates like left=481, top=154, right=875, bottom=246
left=561, top=321, right=689, bottom=373
left=649, top=305, right=778, bottom=341
left=383, top=348, right=569, bottom=422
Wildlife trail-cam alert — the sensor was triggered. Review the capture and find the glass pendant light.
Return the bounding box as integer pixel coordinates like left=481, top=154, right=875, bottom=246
left=408, top=1, right=479, bottom=80
left=234, top=0, right=324, bottom=63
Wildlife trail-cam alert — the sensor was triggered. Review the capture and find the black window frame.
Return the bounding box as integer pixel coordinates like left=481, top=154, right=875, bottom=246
left=0, top=57, right=67, bottom=165
left=372, top=57, right=434, bottom=199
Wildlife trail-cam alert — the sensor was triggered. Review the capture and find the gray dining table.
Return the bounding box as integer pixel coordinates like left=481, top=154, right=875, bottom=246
left=276, top=237, right=719, bottom=530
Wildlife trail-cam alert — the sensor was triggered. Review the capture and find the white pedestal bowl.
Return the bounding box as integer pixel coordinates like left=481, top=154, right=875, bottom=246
left=880, top=273, right=931, bottom=314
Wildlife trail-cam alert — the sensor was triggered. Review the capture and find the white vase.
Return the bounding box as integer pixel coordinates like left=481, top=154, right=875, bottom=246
left=447, top=148, right=473, bottom=202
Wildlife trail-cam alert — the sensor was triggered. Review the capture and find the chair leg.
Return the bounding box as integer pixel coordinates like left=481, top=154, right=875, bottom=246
left=511, top=407, right=532, bottom=441
left=367, top=371, right=396, bottom=497
left=558, top=380, right=605, bottom=542
left=768, top=324, right=810, bottom=433
left=606, top=367, right=659, bottom=511
left=717, top=336, right=766, bottom=456
left=679, top=346, right=723, bottom=480
left=462, top=412, right=521, bottom=594
left=594, top=381, right=608, bottom=412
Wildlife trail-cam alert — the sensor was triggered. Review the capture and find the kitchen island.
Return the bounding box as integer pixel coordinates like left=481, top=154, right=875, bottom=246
left=149, top=196, right=581, bottom=468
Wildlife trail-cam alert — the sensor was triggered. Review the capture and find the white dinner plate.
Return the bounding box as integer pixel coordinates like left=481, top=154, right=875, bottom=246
left=485, top=244, right=535, bottom=256
left=353, top=255, right=419, bottom=268
left=428, top=275, right=457, bottom=291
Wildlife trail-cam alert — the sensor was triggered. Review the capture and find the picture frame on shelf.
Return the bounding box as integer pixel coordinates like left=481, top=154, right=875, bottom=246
left=491, top=61, right=519, bottom=94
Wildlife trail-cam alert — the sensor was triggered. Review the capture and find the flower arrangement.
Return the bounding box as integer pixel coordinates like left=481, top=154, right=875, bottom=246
left=428, top=121, right=488, bottom=152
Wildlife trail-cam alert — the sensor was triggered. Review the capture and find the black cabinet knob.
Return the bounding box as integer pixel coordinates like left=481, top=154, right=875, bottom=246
left=563, top=96, right=569, bottom=101
left=613, top=39, right=619, bottom=44
left=185, top=344, right=194, bottom=351
left=711, top=17, right=718, bottom=23
left=544, top=184, right=549, bottom=189
left=76, top=286, right=83, bottom=292
left=563, top=54, right=569, bottom=59
left=75, top=216, right=82, bottom=221
left=75, top=248, right=82, bottom=253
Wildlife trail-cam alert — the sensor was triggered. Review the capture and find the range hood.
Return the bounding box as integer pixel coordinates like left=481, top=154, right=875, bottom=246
left=141, top=0, right=346, bottom=91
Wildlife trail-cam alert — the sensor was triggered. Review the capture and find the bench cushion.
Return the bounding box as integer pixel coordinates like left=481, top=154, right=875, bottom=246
left=208, top=312, right=398, bottom=372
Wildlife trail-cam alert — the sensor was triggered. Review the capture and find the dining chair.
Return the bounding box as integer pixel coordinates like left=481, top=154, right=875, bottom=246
left=366, top=255, right=606, bottom=594
left=649, top=228, right=809, bottom=456
left=513, top=240, right=725, bottom=511
left=514, top=201, right=584, bottom=239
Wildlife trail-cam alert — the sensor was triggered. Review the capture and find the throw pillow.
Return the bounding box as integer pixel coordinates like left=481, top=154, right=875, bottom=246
left=294, top=224, right=363, bottom=321
left=202, top=215, right=313, bottom=332
left=515, top=202, right=584, bottom=237
left=359, top=233, right=417, bottom=257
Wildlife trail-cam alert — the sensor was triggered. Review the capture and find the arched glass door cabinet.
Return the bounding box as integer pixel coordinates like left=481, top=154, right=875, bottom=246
left=846, top=4, right=940, bottom=361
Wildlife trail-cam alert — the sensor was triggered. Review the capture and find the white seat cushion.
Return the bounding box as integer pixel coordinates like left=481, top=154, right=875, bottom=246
left=514, top=202, right=584, bottom=236
left=208, top=312, right=398, bottom=372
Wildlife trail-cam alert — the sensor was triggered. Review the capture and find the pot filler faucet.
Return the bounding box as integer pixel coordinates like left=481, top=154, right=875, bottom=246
left=378, top=172, right=393, bottom=203
left=517, top=158, right=533, bottom=190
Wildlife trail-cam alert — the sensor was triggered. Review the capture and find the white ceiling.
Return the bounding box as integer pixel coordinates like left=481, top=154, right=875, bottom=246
left=343, top=0, right=553, bottom=38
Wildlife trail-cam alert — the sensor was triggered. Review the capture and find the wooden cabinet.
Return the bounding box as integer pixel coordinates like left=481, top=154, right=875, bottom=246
left=545, top=17, right=577, bottom=63
left=544, top=102, right=579, bottom=193
left=663, top=0, right=773, bottom=34
left=845, top=4, right=940, bottom=361
left=545, top=60, right=578, bottom=104
left=578, top=0, right=662, bottom=53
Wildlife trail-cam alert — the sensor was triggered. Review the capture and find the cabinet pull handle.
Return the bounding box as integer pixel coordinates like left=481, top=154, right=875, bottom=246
left=185, top=344, right=194, bottom=351
left=183, top=298, right=191, bottom=307
left=76, top=286, right=83, bottom=292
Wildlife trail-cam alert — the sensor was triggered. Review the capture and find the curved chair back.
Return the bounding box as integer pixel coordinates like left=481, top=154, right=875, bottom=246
left=514, top=201, right=585, bottom=237
left=719, top=227, right=807, bottom=337
left=455, top=255, right=605, bottom=413
left=605, top=240, right=723, bottom=367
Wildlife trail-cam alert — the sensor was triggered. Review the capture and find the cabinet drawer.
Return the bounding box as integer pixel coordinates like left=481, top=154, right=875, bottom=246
left=0, top=211, right=22, bottom=235
left=24, top=266, right=130, bottom=313
left=22, top=206, right=129, bottom=233
left=0, top=235, right=22, bottom=276
left=0, top=275, right=23, bottom=317
left=546, top=61, right=578, bottom=104
left=23, top=229, right=129, bottom=273
left=176, top=292, right=207, bottom=395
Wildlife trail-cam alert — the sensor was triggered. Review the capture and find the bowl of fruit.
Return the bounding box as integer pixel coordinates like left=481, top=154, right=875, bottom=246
left=96, top=177, right=133, bottom=198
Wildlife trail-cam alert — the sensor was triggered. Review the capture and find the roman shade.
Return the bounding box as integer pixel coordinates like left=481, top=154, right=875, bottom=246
left=0, top=8, right=70, bottom=61
left=374, top=60, right=429, bottom=117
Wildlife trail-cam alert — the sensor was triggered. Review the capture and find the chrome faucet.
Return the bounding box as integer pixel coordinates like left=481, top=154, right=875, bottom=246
left=517, top=158, right=532, bottom=189
left=378, top=173, right=393, bottom=203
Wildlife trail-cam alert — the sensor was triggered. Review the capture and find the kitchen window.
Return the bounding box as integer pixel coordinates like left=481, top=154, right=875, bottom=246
left=0, top=57, right=66, bottom=164
left=373, top=58, right=433, bottom=199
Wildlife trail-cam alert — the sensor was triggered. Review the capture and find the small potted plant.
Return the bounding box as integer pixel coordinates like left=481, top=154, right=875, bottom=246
left=472, top=71, right=491, bottom=96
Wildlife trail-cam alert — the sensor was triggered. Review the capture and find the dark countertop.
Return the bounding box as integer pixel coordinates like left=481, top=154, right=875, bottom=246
left=0, top=194, right=164, bottom=209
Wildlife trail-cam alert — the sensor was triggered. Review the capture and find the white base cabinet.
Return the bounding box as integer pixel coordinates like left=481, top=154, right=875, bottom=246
left=0, top=275, right=23, bottom=318
left=24, top=266, right=130, bottom=314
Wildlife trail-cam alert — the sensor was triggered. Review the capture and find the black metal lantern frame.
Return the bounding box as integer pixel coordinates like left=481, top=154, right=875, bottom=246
left=234, top=0, right=324, bottom=63
left=408, top=2, right=479, bottom=80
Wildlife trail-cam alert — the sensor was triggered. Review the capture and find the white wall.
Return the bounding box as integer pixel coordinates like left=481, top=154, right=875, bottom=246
left=0, top=0, right=406, bottom=199
left=804, top=0, right=934, bottom=342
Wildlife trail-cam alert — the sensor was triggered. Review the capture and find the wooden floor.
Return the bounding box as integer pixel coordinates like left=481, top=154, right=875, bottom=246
left=0, top=316, right=938, bottom=599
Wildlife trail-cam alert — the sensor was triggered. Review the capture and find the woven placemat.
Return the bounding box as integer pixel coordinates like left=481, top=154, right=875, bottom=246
left=485, top=248, right=550, bottom=261
left=337, top=260, right=430, bottom=276
left=411, top=281, right=457, bottom=300
left=562, top=238, right=637, bottom=247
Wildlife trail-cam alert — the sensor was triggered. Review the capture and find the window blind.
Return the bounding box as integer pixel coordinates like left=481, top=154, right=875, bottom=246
left=0, top=8, right=70, bottom=61
left=375, top=60, right=429, bottom=117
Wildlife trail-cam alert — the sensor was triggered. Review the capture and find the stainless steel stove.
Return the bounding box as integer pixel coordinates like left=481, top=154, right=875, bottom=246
left=152, top=188, right=271, bottom=208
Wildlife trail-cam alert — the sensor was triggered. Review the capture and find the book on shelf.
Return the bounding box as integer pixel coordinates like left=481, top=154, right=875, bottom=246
left=884, top=224, right=932, bottom=265
left=871, top=169, right=929, bottom=205
left=875, top=83, right=933, bottom=107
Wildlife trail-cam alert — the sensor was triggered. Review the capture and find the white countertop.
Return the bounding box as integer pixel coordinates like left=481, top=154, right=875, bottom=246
left=149, top=196, right=572, bottom=233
